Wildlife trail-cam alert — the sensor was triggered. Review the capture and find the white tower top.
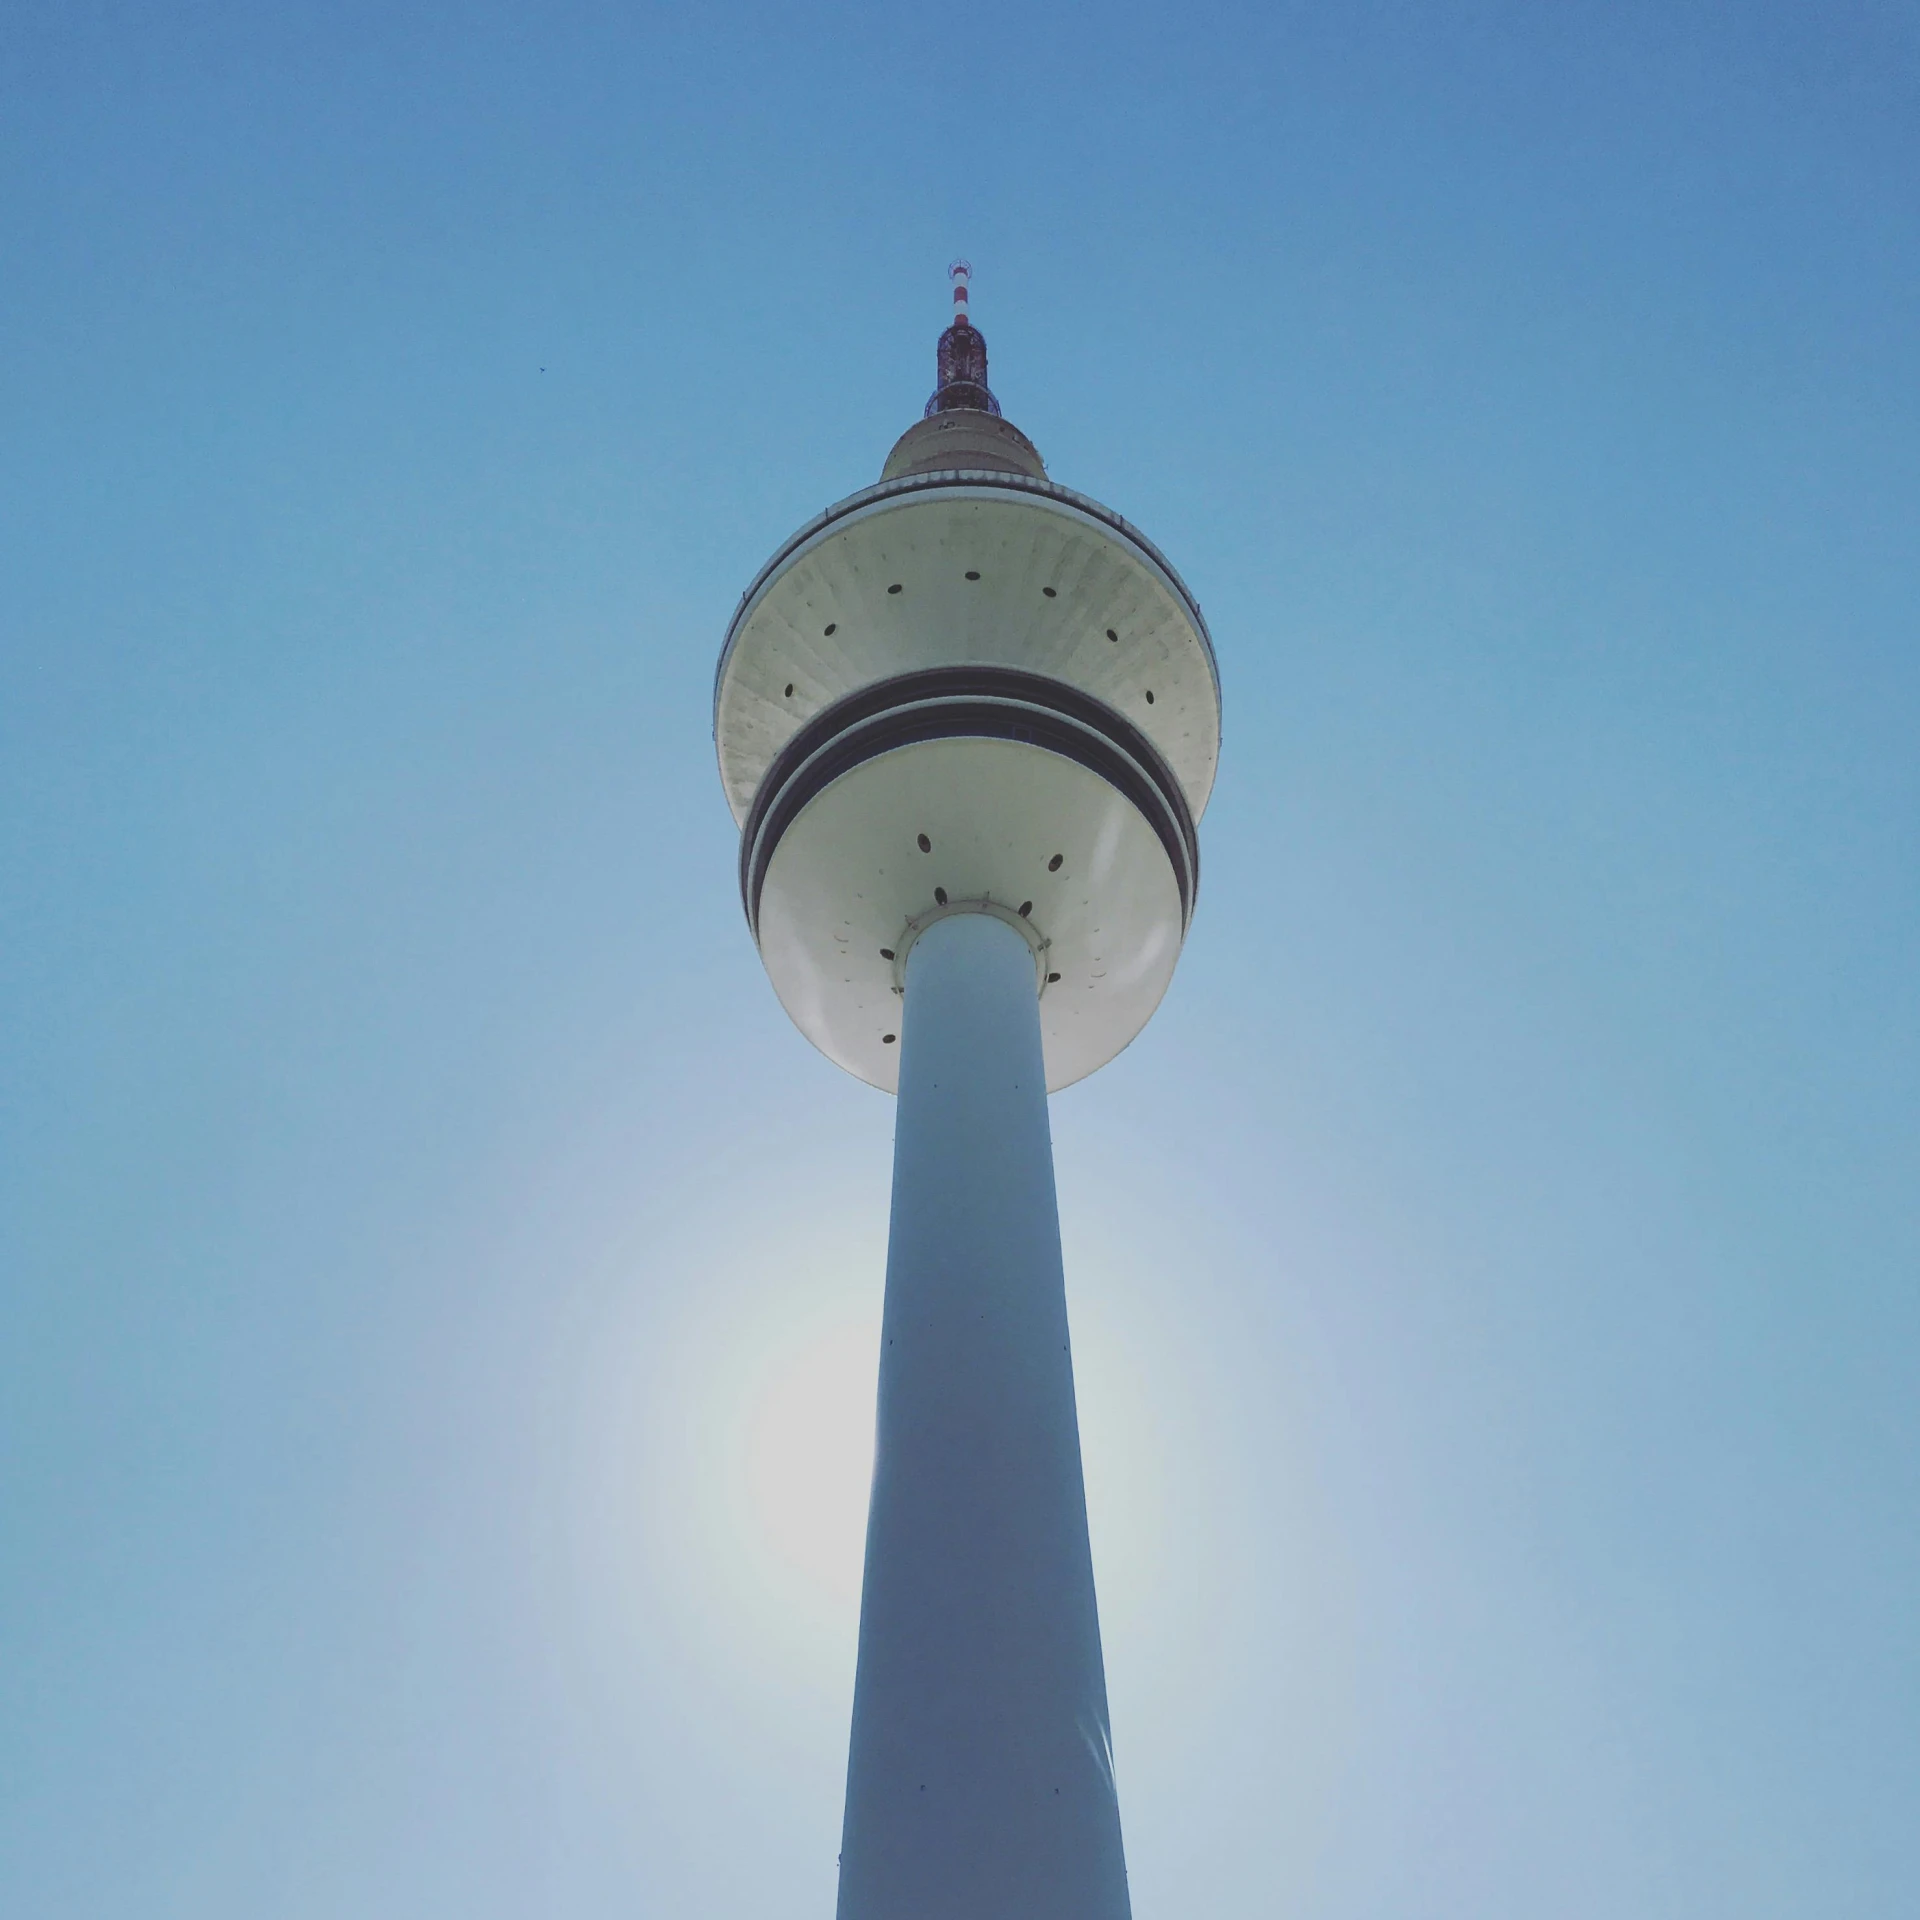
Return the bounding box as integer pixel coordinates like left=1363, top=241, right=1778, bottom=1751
left=714, top=270, right=1221, bottom=1090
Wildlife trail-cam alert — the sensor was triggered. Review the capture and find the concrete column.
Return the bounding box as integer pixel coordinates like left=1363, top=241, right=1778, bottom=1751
left=836, top=909, right=1130, bottom=1920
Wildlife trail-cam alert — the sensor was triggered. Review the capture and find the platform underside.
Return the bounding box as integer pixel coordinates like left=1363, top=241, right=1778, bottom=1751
left=754, top=735, right=1185, bottom=1093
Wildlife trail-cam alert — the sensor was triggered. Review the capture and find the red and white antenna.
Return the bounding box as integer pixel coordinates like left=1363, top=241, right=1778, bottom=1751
left=949, top=259, right=972, bottom=328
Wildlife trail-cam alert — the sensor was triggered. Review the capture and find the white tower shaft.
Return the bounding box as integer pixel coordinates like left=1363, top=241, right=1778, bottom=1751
left=837, top=909, right=1130, bottom=1920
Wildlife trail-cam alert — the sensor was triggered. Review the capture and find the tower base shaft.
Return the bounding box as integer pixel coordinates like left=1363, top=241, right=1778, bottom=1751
left=836, top=909, right=1130, bottom=1920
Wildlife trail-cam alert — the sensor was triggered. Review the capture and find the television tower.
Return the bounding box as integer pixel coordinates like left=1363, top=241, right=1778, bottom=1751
left=713, top=264, right=1221, bottom=1920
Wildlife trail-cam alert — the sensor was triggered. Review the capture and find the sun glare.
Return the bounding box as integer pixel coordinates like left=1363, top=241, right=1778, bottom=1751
left=737, top=1316, right=877, bottom=1609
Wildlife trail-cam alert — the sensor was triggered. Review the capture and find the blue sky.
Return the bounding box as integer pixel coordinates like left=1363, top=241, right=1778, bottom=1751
left=3, top=2, right=1916, bottom=1914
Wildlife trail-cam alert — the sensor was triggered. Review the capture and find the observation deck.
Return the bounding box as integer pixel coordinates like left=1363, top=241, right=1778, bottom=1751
left=714, top=292, right=1221, bottom=1092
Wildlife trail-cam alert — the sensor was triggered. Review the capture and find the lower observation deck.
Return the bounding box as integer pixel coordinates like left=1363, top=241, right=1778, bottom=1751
left=747, top=657, right=1194, bottom=1094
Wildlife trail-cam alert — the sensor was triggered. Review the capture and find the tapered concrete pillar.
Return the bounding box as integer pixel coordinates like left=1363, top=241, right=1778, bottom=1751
left=835, top=908, right=1130, bottom=1920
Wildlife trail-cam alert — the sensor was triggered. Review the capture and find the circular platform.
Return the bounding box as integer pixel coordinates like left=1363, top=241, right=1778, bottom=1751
left=754, top=730, right=1188, bottom=1093
left=717, top=463, right=1222, bottom=1093
left=714, top=470, right=1221, bottom=824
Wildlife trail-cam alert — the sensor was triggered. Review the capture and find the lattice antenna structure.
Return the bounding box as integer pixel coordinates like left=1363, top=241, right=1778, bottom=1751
left=927, top=259, right=1000, bottom=417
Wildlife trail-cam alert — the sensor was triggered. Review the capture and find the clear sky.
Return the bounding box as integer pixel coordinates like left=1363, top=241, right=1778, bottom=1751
left=3, top=3, right=1916, bottom=1915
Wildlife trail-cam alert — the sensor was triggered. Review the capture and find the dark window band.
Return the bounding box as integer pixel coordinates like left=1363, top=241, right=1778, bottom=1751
left=740, top=666, right=1198, bottom=934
